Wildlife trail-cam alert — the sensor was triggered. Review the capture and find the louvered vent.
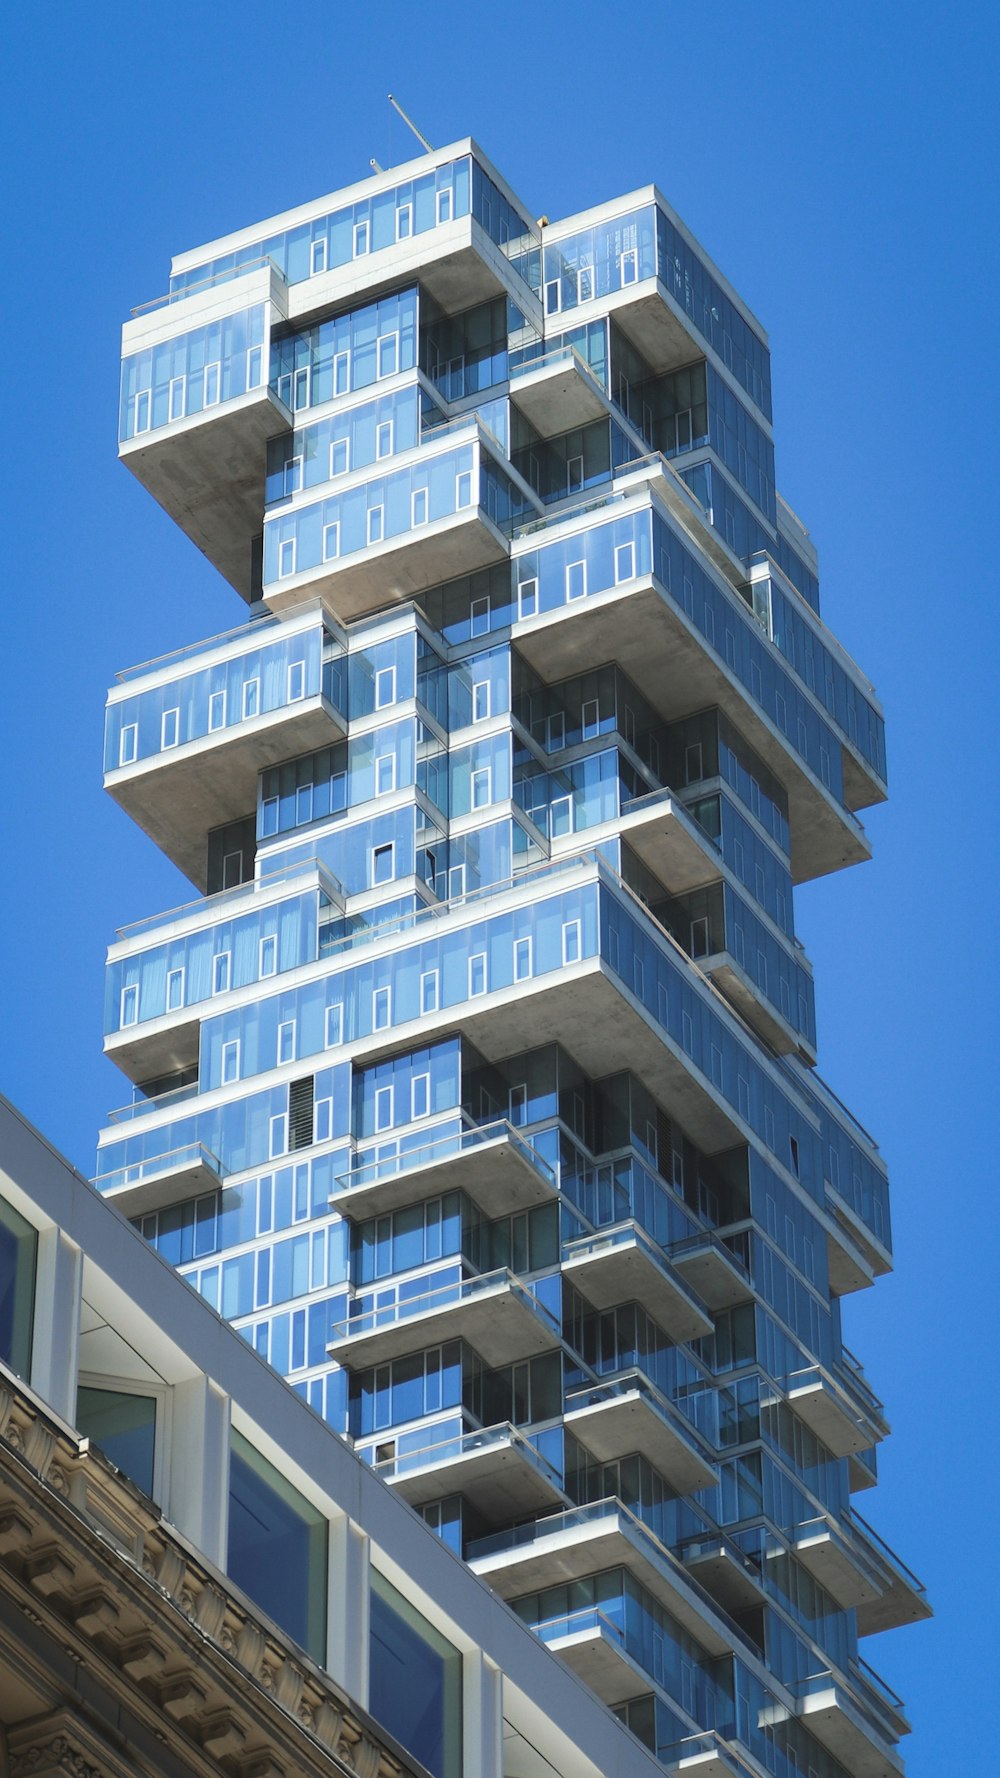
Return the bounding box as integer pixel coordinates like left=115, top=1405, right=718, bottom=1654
left=289, top=1076, right=315, bottom=1151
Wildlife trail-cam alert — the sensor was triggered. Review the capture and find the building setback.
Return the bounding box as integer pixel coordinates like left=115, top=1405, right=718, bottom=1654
left=90, top=137, right=926, bottom=1777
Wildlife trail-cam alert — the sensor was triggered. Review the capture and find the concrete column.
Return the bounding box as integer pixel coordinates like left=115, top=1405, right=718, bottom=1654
left=463, top=1647, right=503, bottom=1778
left=168, top=1376, right=229, bottom=1568
left=326, top=1514, right=370, bottom=1702
left=31, top=1227, right=82, bottom=1424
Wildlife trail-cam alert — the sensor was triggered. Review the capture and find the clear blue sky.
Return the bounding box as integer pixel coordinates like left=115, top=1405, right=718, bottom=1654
left=2, top=4, right=997, bottom=1770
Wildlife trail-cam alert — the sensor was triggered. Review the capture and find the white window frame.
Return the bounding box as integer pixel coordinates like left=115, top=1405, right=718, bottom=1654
left=203, top=361, right=221, bottom=408
left=691, top=916, right=711, bottom=958
left=374, top=753, right=397, bottom=797
left=544, top=280, right=561, bottom=316
left=619, top=247, right=638, bottom=285
left=566, top=559, right=587, bottom=601
left=160, top=708, right=179, bottom=750
left=283, top=455, right=303, bottom=497
left=212, top=952, right=231, bottom=995
left=314, top=1097, right=333, bottom=1144
left=470, top=595, right=490, bottom=636
left=119, top=724, right=138, bottom=767
left=435, top=186, right=453, bottom=225
left=208, top=689, right=226, bottom=731
left=517, top=577, right=538, bottom=620
left=374, top=1085, right=394, bottom=1132
left=278, top=536, right=297, bottom=579
left=508, top=1083, right=527, bottom=1125
left=166, top=966, right=185, bottom=1011
left=374, top=665, right=396, bottom=709
left=581, top=698, right=599, bottom=740
left=420, top=970, right=439, bottom=1014
left=614, top=540, right=636, bottom=583
left=242, top=677, right=260, bottom=720
left=396, top=202, right=413, bottom=240
left=470, top=766, right=492, bottom=809
left=375, top=418, right=393, bottom=459
left=371, top=842, right=395, bottom=886
left=246, top=346, right=262, bottom=389
left=468, top=952, right=487, bottom=998
left=372, top=985, right=391, bottom=1031
left=133, top=389, right=151, bottom=433
left=367, top=504, right=384, bottom=545
left=566, top=455, right=584, bottom=494
left=292, top=365, right=310, bottom=412
left=471, top=680, right=491, bottom=723
left=549, top=795, right=573, bottom=838
left=168, top=376, right=185, bottom=422
left=547, top=712, right=565, bottom=752
left=287, top=660, right=305, bottom=702
left=562, top=919, right=582, bottom=965
left=269, top=1113, right=287, bottom=1158
left=411, top=1073, right=430, bottom=1121
left=513, top=936, right=533, bottom=981
left=221, top=1039, right=240, bottom=1084
left=448, top=864, right=467, bottom=901
left=353, top=218, right=370, bottom=256
left=322, top=521, right=341, bottom=561
left=320, top=1000, right=345, bottom=1051
left=259, top=934, right=277, bottom=978
left=377, top=333, right=399, bottom=379
left=577, top=265, right=594, bottom=304
left=277, top=1020, right=296, bottom=1066
left=120, top=983, right=139, bottom=1028
left=455, top=470, right=473, bottom=508
left=330, top=436, right=350, bottom=478
left=222, top=850, right=243, bottom=890
left=411, top=486, right=428, bottom=526
left=310, top=237, right=328, bottom=276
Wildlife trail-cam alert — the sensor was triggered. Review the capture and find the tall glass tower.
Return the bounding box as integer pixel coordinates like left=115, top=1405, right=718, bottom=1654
left=97, top=139, right=927, bottom=1778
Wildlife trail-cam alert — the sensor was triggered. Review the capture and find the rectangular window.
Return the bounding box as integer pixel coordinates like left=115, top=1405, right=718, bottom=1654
left=513, top=936, right=532, bottom=981
left=376, top=420, right=393, bottom=459
left=470, top=766, right=491, bottom=808
left=203, top=361, right=221, bottom=407
left=396, top=203, right=412, bottom=240
left=228, top=1430, right=327, bottom=1663
left=212, top=952, right=231, bottom=995
left=270, top=1113, right=287, bottom=1158
left=508, top=1083, right=527, bottom=1126
left=420, top=970, right=439, bottom=1014
left=372, top=986, right=391, bottom=1030
left=411, top=487, right=428, bottom=526
left=166, top=966, right=184, bottom=1010
left=411, top=1074, right=430, bottom=1121
left=293, top=366, right=310, bottom=411
left=277, top=1020, right=296, bottom=1065
left=371, top=842, right=394, bottom=885
left=577, top=265, right=594, bottom=304
left=247, top=346, right=262, bottom=388
left=562, top=919, right=582, bottom=965
left=620, top=247, right=638, bottom=285
left=119, top=724, right=137, bottom=767
left=330, top=436, right=350, bottom=478
left=120, top=983, right=138, bottom=1027
left=161, top=708, right=179, bottom=750
left=333, top=350, right=350, bottom=396
left=374, top=753, right=396, bottom=797
left=517, top=577, right=538, bottom=620
left=242, top=678, right=260, bottom=720
left=549, top=795, right=572, bottom=838
left=322, top=521, right=341, bottom=561
left=684, top=741, right=704, bottom=783
left=690, top=916, right=710, bottom=958
left=310, top=237, right=327, bottom=275
left=259, top=934, right=277, bottom=977
left=544, top=279, right=561, bottom=315
left=566, top=560, right=586, bottom=601
left=374, top=1085, right=394, bottom=1131
left=455, top=470, right=473, bottom=508
left=208, top=689, right=226, bottom=730
left=323, top=1004, right=344, bottom=1049
left=222, top=850, right=243, bottom=889
left=470, top=595, right=490, bottom=636
left=278, top=536, right=297, bottom=579
left=614, top=540, right=635, bottom=583
left=471, top=680, right=490, bottom=723
left=436, top=187, right=453, bottom=224
left=287, top=660, right=305, bottom=702
left=314, top=1097, right=333, bottom=1144
left=221, top=1039, right=240, bottom=1084
left=168, top=376, right=185, bottom=422
left=377, top=333, right=399, bottom=378
left=367, top=505, right=384, bottom=544
left=566, top=454, right=584, bottom=494
left=133, top=389, right=151, bottom=433
left=468, top=953, right=487, bottom=997
left=448, top=864, right=466, bottom=901
left=283, top=455, right=303, bottom=496
left=581, top=698, right=599, bottom=740
left=374, top=665, right=396, bottom=708
left=354, top=218, right=369, bottom=256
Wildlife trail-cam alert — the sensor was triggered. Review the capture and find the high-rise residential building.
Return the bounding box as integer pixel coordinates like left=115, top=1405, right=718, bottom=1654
left=93, top=137, right=927, bottom=1777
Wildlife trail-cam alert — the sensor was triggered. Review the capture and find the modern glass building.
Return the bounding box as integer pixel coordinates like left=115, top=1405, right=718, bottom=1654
left=96, top=137, right=927, bottom=1778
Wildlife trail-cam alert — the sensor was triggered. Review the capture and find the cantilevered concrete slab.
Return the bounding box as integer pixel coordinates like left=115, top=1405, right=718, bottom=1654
left=328, top=1271, right=561, bottom=1372
left=781, top=1370, right=888, bottom=1460
left=789, top=1523, right=885, bottom=1612
left=561, top=1226, right=713, bottom=1342
left=330, top=1125, right=556, bottom=1222
left=94, top=1143, right=224, bottom=1220
left=704, top=954, right=815, bottom=1064
left=616, top=793, right=723, bottom=894
left=671, top=1235, right=753, bottom=1310
left=542, top=1620, right=646, bottom=1708
left=682, top=1539, right=767, bottom=1614
left=378, top=1424, right=568, bottom=1519
left=564, top=1382, right=717, bottom=1495
left=509, top=351, right=610, bottom=436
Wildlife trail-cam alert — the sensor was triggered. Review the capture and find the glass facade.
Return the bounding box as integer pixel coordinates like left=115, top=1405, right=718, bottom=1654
left=104, top=141, right=918, bottom=1778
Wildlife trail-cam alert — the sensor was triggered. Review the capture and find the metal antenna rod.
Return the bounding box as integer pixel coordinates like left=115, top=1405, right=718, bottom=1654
left=388, top=93, right=433, bottom=154
left=370, top=158, right=384, bottom=173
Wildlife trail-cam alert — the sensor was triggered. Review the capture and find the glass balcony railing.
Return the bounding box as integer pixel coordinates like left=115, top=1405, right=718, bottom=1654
left=334, top=1118, right=555, bottom=1198
left=93, top=1140, right=223, bottom=1195
left=113, top=856, right=345, bottom=946
left=372, top=1419, right=563, bottom=1492
left=661, top=1731, right=755, bottom=1776
left=329, top=1267, right=560, bottom=1347
left=532, top=1605, right=626, bottom=1649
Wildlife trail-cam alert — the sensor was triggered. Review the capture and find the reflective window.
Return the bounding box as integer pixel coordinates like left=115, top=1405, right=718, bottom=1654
left=76, top=1386, right=156, bottom=1497
left=369, top=1569, right=462, bottom=1778
left=0, top=1197, right=36, bottom=1380
left=227, top=1429, right=327, bottom=1660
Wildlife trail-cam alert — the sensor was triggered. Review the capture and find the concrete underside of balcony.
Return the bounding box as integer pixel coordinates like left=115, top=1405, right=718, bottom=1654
left=328, top=1282, right=560, bottom=1372
left=385, top=1436, right=567, bottom=1518
left=105, top=696, right=344, bottom=890
left=96, top=1151, right=223, bottom=1220
left=511, top=359, right=609, bottom=437
left=683, top=1542, right=766, bottom=1614
left=119, top=386, right=289, bottom=599
left=514, top=577, right=871, bottom=885
left=703, top=956, right=815, bottom=1064
left=286, top=216, right=533, bottom=332
left=789, top=1529, right=884, bottom=1612
left=329, top=1134, right=555, bottom=1223
left=615, top=797, right=722, bottom=895
left=104, top=1010, right=200, bottom=1087
left=671, top=1239, right=752, bottom=1310
left=760, top=1686, right=905, bottom=1778
left=783, top=1377, right=885, bottom=1460
left=564, top=1391, right=717, bottom=1495
left=562, top=1240, right=713, bottom=1343
left=542, top=1623, right=651, bottom=1706
left=825, top=1222, right=876, bottom=1296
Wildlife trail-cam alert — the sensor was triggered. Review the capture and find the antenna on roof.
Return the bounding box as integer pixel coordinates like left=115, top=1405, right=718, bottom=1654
left=388, top=93, right=433, bottom=154
left=370, top=158, right=384, bottom=173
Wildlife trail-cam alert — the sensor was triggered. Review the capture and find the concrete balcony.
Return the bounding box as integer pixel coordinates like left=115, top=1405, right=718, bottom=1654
left=327, top=1268, right=561, bottom=1372
left=329, top=1119, right=556, bottom=1222
left=826, top=1217, right=876, bottom=1296
left=827, top=1183, right=893, bottom=1282
left=562, top=1223, right=713, bottom=1343
left=531, top=1608, right=645, bottom=1706
left=564, top=1373, right=717, bottom=1495
left=769, top=1666, right=908, bottom=1778
left=790, top=1516, right=886, bottom=1613
left=92, top=1142, right=224, bottom=1219
left=671, top=1233, right=753, bottom=1311
left=470, top=1499, right=745, bottom=1660
left=702, top=953, right=816, bottom=1065
left=848, top=1446, right=879, bottom=1494
left=681, top=1536, right=767, bottom=1614
left=509, top=345, right=610, bottom=436
left=618, top=789, right=723, bottom=895
left=847, top=1511, right=932, bottom=1636
left=662, top=1732, right=759, bottom=1778
left=371, top=1421, right=567, bottom=1519
left=105, top=691, right=345, bottom=891
left=780, top=1362, right=888, bottom=1460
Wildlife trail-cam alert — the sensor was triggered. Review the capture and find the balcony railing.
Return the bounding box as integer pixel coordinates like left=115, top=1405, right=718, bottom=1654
left=329, top=1267, right=560, bottom=1348
left=93, top=1140, right=223, bottom=1195
left=372, top=1419, right=562, bottom=1491
left=334, top=1118, right=554, bottom=1199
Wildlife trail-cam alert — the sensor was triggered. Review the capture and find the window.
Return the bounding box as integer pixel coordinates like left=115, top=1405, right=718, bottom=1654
left=229, top=1431, right=327, bottom=1663
left=547, top=712, right=565, bottom=751
left=333, top=350, right=349, bottom=396
left=314, top=1097, right=333, bottom=1144
left=325, top=1003, right=344, bottom=1047
left=455, top=470, right=473, bottom=508
left=471, top=680, right=490, bottom=723
left=119, top=724, right=137, bottom=767
left=222, top=849, right=244, bottom=890
left=367, top=505, right=384, bottom=545
left=372, top=986, right=391, bottom=1030
left=293, top=367, right=310, bottom=411
left=120, top=983, right=138, bottom=1027
left=259, top=934, right=277, bottom=978
left=242, top=678, right=260, bottom=720
left=620, top=247, right=638, bottom=285
left=420, top=970, right=439, bottom=1014
left=375, top=1085, right=394, bottom=1131
left=354, top=218, right=370, bottom=256
left=212, top=952, right=231, bottom=995
left=690, top=916, right=710, bottom=958
left=208, top=689, right=226, bottom=731
left=544, top=279, right=561, bottom=315
left=508, top=1083, right=527, bottom=1127
left=411, top=1074, right=430, bottom=1120
left=789, top=1135, right=800, bottom=1179
left=577, top=265, right=594, bottom=304
left=247, top=346, right=262, bottom=388
left=375, top=753, right=396, bottom=797
left=581, top=698, right=599, bottom=740
left=566, top=560, right=586, bottom=601
left=377, top=333, right=399, bottom=378
left=470, top=595, right=490, bottom=636
left=322, top=521, right=341, bottom=561
left=468, top=953, right=487, bottom=997
left=549, top=795, right=572, bottom=838
left=287, top=660, right=305, bottom=703
left=374, top=665, right=396, bottom=708
left=203, top=362, right=221, bottom=407
left=470, top=766, right=491, bottom=809
left=330, top=437, right=350, bottom=478
left=76, top=1386, right=156, bottom=1498
left=166, top=967, right=185, bottom=1010
left=270, top=1113, right=287, bottom=1157
left=435, top=187, right=453, bottom=224
left=396, top=203, right=412, bottom=240
left=513, top=936, right=532, bottom=981
left=284, top=455, right=303, bottom=496
left=310, top=237, right=327, bottom=276
left=411, top=487, right=428, bottom=526
left=566, top=455, right=584, bottom=494
left=376, top=420, right=393, bottom=459
left=168, top=376, right=185, bottom=422
left=161, top=707, right=179, bottom=750
left=684, top=741, right=704, bottom=783
left=371, top=843, right=394, bottom=886
left=562, top=920, right=582, bottom=965
left=614, top=540, right=635, bottom=583
left=448, top=864, right=466, bottom=900
left=517, top=577, right=537, bottom=620
left=277, top=1020, right=296, bottom=1066
left=221, top=1039, right=240, bottom=1084
left=369, top=1569, right=462, bottom=1778
left=278, top=536, right=297, bottom=579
